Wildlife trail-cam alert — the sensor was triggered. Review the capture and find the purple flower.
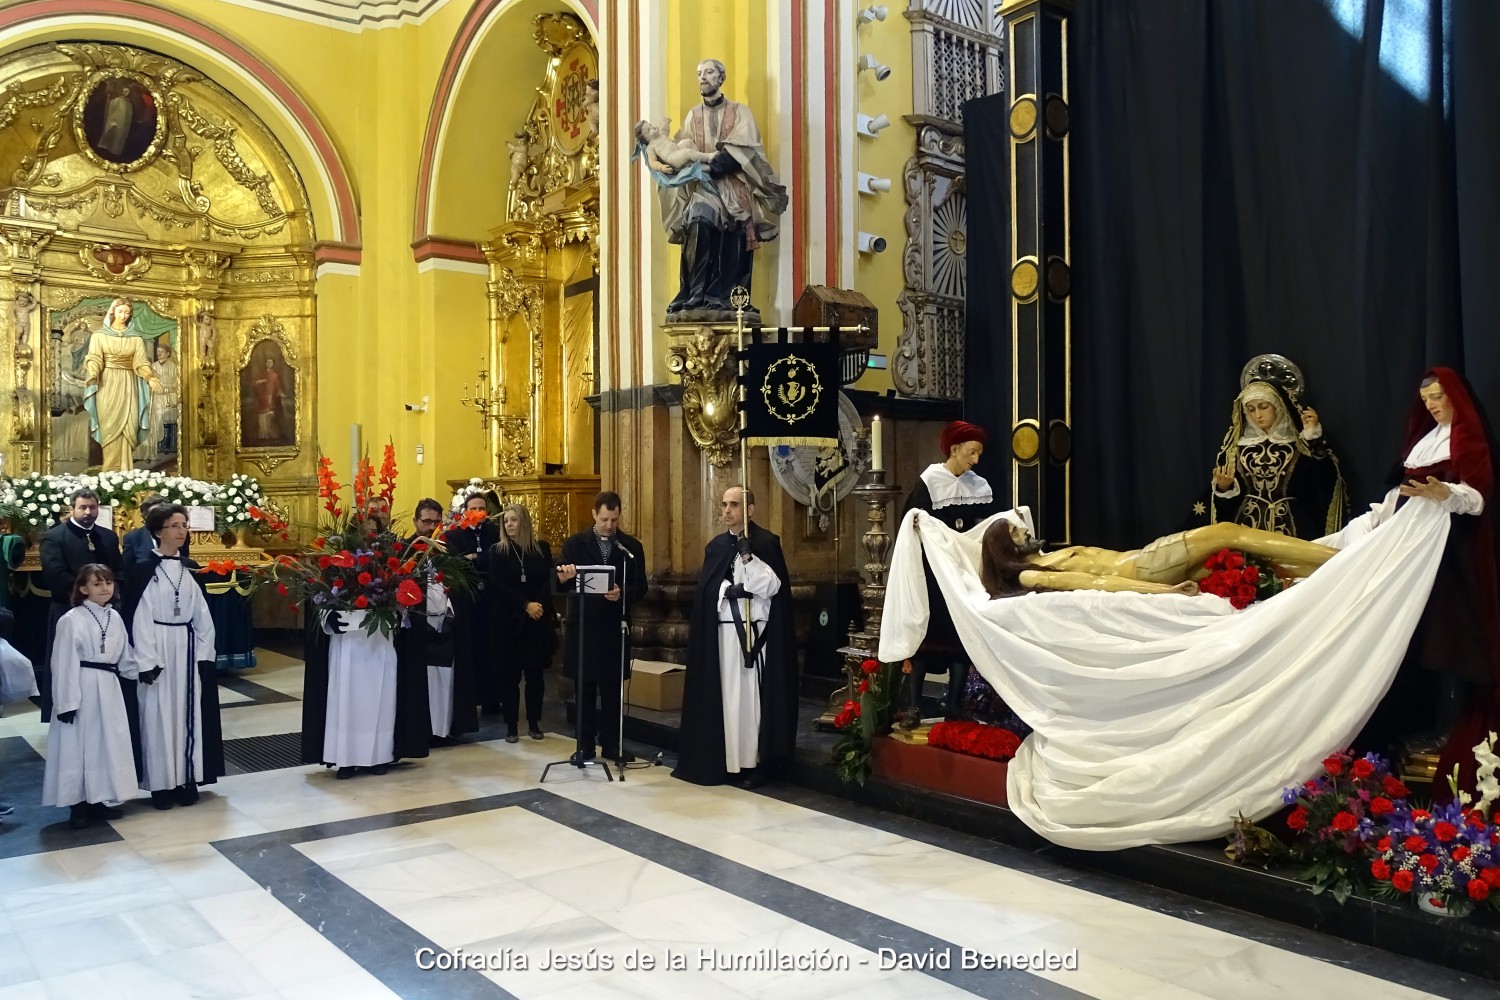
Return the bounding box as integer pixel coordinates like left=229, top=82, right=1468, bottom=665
left=1281, top=787, right=1301, bottom=805
left=312, top=592, right=327, bottom=605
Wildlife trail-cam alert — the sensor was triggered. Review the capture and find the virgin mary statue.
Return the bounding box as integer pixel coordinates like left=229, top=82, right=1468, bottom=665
left=83, top=298, right=161, bottom=471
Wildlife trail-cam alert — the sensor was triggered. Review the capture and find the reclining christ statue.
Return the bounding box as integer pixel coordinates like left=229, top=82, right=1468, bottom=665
left=880, top=500, right=1452, bottom=851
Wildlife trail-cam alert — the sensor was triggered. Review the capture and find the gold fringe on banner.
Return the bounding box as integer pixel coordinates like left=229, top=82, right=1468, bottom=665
left=744, top=436, right=841, bottom=447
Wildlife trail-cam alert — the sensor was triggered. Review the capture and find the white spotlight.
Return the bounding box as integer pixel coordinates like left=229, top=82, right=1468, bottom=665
left=858, top=54, right=891, bottom=82
left=857, top=5, right=889, bottom=25
left=857, top=172, right=892, bottom=196
left=857, top=232, right=888, bottom=255
left=856, top=113, right=891, bottom=138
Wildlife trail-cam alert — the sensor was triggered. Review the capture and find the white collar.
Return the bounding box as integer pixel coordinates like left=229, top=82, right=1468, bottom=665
left=920, top=463, right=994, bottom=510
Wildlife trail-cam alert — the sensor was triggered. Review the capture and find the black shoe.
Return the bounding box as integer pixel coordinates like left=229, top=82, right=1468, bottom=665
left=89, top=803, right=125, bottom=820
left=173, top=785, right=200, bottom=807
left=367, top=763, right=390, bottom=776
left=529, top=726, right=544, bottom=740
left=335, top=767, right=356, bottom=780
left=569, top=749, right=595, bottom=766
left=151, top=790, right=175, bottom=810
left=69, top=804, right=91, bottom=829
left=738, top=768, right=766, bottom=790
left=505, top=730, right=520, bottom=744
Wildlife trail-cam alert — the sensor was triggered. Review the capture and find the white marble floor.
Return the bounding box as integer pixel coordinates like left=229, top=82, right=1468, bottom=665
left=0, top=653, right=1485, bottom=1000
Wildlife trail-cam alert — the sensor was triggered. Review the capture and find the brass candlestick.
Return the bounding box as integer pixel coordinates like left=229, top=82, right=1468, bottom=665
left=817, top=467, right=903, bottom=730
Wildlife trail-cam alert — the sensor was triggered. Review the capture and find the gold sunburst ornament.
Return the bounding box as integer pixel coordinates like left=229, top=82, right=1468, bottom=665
left=762, top=355, right=824, bottom=426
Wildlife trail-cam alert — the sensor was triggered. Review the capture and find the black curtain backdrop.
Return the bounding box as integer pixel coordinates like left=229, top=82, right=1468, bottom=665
left=970, top=0, right=1500, bottom=548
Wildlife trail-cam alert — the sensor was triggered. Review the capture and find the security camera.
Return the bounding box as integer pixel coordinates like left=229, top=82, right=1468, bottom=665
left=857, top=113, right=891, bottom=137
left=404, top=395, right=430, bottom=413
left=857, top=5, right=889, bottom=24
left=858, top=172, right=892, bottom=196
left=858, top=55, right=892, bottom=82
left=857, top=232, right=887, bottom=254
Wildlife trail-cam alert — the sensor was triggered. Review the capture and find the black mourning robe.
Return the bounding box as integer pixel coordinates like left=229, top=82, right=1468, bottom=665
left=557, top=529, right=647, bottom=683
left=443, top=521, right=501, bottom=708
left=121, top=554, right=223, bottom=785
left=397, top=533, right=476, bottom=739
left=672, top=522, right=799, bottom=785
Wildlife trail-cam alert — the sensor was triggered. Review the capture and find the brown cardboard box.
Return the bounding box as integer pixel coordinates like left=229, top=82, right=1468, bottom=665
left=624, top=659, right=685, bottom=711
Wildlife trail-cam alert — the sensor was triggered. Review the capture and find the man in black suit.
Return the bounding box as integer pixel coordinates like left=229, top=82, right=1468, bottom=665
left=556, top=491, right=648, bottom=765
left=38, top=489, right=122, bottom=720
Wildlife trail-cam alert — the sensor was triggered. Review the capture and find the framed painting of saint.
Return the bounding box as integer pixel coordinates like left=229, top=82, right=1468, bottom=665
left=74, top=73, right=166, bottom=171
left=238, top=339, right=296, bottom=449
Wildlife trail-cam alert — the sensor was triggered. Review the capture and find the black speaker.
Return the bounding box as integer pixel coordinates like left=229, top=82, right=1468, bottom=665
left=804, top=582, right=864, bottom=677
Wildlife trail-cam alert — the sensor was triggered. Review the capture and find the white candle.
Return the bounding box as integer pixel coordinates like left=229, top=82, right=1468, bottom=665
left=870, top=415, right=884, bottom=472
left=350, top=423, right=361, bottom=478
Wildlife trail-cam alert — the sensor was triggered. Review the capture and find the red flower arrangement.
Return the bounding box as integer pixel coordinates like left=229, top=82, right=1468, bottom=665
left=927, top=720, right=1022, bottom=761
left=832, top=657, right=900, bottom=785
left=1199, top=548, right=1287, bottom=609
left=1280, top=749, right=1406, bottom=903
left=245, top=445, right=469, bottom=636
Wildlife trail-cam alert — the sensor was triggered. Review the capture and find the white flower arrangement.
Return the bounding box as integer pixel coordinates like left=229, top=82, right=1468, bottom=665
left=0, top=471, right=265, bottom=531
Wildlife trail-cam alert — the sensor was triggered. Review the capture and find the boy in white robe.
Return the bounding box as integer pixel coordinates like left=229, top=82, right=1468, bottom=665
left=43, top=564, right=139, bottom=829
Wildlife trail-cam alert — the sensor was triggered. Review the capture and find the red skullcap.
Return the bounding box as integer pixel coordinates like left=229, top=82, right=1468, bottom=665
left=940, top=420, right=987, bottom=456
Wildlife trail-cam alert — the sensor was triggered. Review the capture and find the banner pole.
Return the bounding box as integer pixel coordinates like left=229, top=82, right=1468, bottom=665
left=732, top=286, right=753, bottom=656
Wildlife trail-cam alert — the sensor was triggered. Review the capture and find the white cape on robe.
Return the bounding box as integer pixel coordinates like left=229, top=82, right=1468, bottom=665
left=878, top=500, right=1451, bottom=850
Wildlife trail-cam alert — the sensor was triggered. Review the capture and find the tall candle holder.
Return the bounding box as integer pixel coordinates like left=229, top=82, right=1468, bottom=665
left=817, top=467, right=903, bottom=729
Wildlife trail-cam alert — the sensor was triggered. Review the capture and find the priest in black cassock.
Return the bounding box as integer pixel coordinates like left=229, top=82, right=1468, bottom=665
left=443, top=491, right=501, bottom=716
left=556, top=491, right=647, bottom=764
left=673, top=486, right=797, bottom=788
left=39, top=489, right=122, bottom=722
left=899, top=420, right=1004, bottom=721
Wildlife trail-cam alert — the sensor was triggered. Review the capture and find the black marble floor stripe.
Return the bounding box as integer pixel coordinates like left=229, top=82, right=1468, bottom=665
left=213, top=789, right=1092, bottom=1000
left=751, top=782, right=1500, bottom=1000
left=216, top=673, right=297, bottom=709
left=0, top=735, right=122, bottom=859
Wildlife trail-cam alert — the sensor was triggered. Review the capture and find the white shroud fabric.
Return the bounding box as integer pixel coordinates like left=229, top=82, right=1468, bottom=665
left=134, top=562, right=216, bottom=791
left=324, top=611, right=397, bottom=767
left=43, top=606, right=139, bottom=807
left=878, top=500, right=1451, bottom=850
left=717, top=554, right=782, bottom=773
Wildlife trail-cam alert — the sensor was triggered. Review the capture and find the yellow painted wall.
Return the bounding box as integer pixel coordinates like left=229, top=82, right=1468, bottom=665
left=851, top=10, right=915, bottom=397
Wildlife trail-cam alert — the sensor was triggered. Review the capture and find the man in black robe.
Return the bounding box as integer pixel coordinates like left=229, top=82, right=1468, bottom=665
left=899, top=421, right=1004, bottom=722
left=403, top=498, right=474, bottom=744
left=39, top=489, right=122, bottom=721
left=673, top=486, right=797, bottom=787
left=443, top=492, right=501, bottom=716
left=556, top=491, right=648, bottom=765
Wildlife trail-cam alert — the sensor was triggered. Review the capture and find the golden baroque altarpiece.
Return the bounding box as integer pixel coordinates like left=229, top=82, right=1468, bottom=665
left=457, top=13, right=601, bottom=545
left=0, top=42, right=318, bottom=516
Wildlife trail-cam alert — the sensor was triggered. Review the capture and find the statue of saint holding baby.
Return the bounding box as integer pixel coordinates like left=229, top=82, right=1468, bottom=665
left=637, top=58, right=788, bottom=325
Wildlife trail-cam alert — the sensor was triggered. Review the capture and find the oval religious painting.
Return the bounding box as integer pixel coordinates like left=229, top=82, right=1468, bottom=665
left=76, top=74, right=164, bottom=170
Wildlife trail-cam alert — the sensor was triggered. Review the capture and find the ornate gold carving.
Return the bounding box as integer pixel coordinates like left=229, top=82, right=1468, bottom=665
left=228, top=267, right=295, bottom=284
left=235, top=315, right=300, bottom=471
left=101, top=183, right=123, bottom=217
left=494, top=414, right=535, bottom=477
left=505, top=13, right=598, bottom=223
left=169, top=95, right=282, bottom=217
left=79, top=243, right=151, bottom=283
left=0, top=223, right=52, bottom=269
left=238, top=314, right=297, bottom=368
left=0, top=76, right=72, bottom=131
left=666, top=328, right=739, bottom=467
left=539, top=492, right=568, bottom=543
left=184, top=249, right=230, bottom=286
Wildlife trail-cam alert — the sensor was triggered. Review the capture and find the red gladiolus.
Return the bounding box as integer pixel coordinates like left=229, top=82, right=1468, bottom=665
left=1371, top=860, right=1391, bottom=880
left=1331, top=811, right=1357, bottom=832
left=1369, top=797, right=1394, bottom=816
left=357, top=572, right=373, bottom=586
left=378, top=443, right=398, bottom=501
left=387, top=557, right=400, bottom=569
left=1323, top=756, right=1344, bottom=776
left=1403, top=834, right=1426, bottom=852
left=1287, top=807, right=1309, bottom=831
left=1418, top=853, right=1439, bottom=873
left=396, top=579, right=424, bottom=607
left=1351, top=758, right=1374, bottom=779
left=1453, top=846, right=1471, bottom=862
left=401, top=561, right=416, bottom=573
left=1434, top=822, right=1458, bottom=842
left=1392, top=870, right=1414, bottom=892
left=1469, top=880, right=1490, bottom=902
left=312, top=537, right=326, bottom=550
left=354, top=595, right=368, bottom=609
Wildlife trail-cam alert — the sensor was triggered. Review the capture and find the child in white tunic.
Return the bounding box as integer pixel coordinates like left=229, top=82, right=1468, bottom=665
left=130, top=505, right=217, bottom=809
left=42, top=564, right=139, bottom=829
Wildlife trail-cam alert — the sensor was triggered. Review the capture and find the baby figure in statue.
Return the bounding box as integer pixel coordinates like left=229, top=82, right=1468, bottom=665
left=634, top=119, right=718, bottom=172
left=978, top=517, right=1339, bottom=598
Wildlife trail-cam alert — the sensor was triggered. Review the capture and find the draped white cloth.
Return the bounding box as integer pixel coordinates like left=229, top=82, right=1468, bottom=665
left=878, top=500, right=1452, bottom=850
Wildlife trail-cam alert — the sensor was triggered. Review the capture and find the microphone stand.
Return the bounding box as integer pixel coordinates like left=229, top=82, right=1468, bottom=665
left=540, top=565, right=616, bottom=783
left=617, top=544, right=630, bottom=781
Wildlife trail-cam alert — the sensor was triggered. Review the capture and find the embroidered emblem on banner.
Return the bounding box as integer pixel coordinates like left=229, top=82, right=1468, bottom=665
left=762, top=354, right=823, bottom=426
